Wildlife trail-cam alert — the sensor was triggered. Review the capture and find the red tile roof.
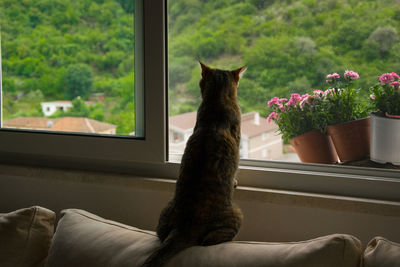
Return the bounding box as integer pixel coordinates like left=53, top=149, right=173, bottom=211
left=169, top=111, right=197, bottom=131
left=3, top=117, right=59, bottom=130
left=50, top=117, right=116, bottom=133
left=3, top=117, right=116, bottom=133
left=169, top=111, right=278, bottom=137
left=241, top=112, right=278, bottom=137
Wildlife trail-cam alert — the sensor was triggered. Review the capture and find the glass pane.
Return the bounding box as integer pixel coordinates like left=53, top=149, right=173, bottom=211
left=168, top=0, right=400, bottom=169
left=1, top=0, right=136, bottom=136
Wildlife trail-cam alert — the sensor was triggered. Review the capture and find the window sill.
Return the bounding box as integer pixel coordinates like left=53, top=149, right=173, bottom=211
left=1, top=151, right=399, bottom=202
left=0, top=162, right=399, bottom=218
left=237, top=160, right=400, bottom=202
left=167, top=154, right=400, bottom=202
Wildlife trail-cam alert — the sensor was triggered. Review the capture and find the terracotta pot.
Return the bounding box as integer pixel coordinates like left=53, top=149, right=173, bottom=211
left=326, top=117, right=370, bottom=162
left=370, top=113, right=400, bottom=165
left=289, top=130, right=338, bottom=164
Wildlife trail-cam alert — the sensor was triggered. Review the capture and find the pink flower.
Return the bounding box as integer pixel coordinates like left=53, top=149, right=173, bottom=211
left=300, top=96, right=310, bottom=109
left=378, top=73, right=395, bottom=85
left=285, top=100, right=294, bottom=107
left=326, top=73, right=340, bottom=84
left=324, top=88, right=334, bottom=96
left=390, top=81, right=400, bottom=87
left=326, top=73, right=340, bottom=79
left=299, top=94, right=311, bottom=109
left=291, top=93, right=301, bottom=101
left=267, top=97, right=280, bottom=107
left=324, top=88, right=341, bottom=96
left=313, top=90, right=324, bottom=95
left=277, top=98, right=287, bottom=111
left=370, top=94, right=375, bottom=100
left=267, top=112, right=278, bottom=123
left=300, top=94, right=310, bottom=101
left=391, top=72, right=400, bottom=80
left=285, top=93, right=301, bottom=107
left=344, top=70, right=360, bottom=80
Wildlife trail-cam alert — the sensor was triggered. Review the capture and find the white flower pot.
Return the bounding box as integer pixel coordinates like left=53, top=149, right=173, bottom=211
left=370, top=113, right=400, bottom=165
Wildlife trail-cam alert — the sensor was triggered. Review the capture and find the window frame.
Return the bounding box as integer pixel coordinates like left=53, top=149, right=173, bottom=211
left=0, top=0, right=167, bottom=166
left=0, top=0, right=399, bottom=203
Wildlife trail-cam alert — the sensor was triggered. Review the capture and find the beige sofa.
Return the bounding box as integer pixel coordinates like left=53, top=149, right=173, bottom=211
left=0, top=206, right=399, bottom=267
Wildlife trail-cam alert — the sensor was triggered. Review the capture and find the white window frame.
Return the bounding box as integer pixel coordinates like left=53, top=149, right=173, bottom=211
left=0, top=0, right=399, bottom=203
left=0, top=0, right=166, bottom=166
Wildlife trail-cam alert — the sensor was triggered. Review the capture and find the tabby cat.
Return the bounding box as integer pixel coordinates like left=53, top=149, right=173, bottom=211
left=142, top=62, right=247, bottom=267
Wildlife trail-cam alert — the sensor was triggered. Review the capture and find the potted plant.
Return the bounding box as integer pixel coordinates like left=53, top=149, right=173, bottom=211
left=323, top=70, right=370, bottom=162
left=369, top=72, right=400, bottom=165
left=267, top=93, right=338, bottom=164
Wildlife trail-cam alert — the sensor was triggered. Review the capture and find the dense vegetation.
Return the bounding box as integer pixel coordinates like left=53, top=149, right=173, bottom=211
left=168, top=0, right=400, bottom=117
left=1, top=0, right=135, bottom=134
left=1, top=0, right=400, bottom=134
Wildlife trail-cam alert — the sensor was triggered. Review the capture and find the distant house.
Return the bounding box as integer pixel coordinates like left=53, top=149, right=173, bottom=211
left=3, top=117, right=116, bottom=135
left=41, top=101, right=96, bottom=117
left=169, top=111, right=197, bottom=154
left=240, top=112, right=283, bottom=160
left=90, top=93, right=106, bottom=102
left=169, top=111, right=283, bottom=160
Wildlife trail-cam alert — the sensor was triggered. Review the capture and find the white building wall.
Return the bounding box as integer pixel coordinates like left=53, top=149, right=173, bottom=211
left=248, top=132, right=283, bottom=160
left=240, top=138, right=249, bottom=158
left=41, top=102, right=73, bottom=117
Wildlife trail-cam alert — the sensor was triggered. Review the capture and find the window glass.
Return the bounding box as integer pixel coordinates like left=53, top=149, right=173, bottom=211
left=168, top=0, right=400, bottom=169
left=1, top=0, right=136, bottom=136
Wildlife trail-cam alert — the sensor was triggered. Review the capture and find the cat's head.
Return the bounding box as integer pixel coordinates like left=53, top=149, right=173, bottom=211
left=199, top=62, right=247, bottom=100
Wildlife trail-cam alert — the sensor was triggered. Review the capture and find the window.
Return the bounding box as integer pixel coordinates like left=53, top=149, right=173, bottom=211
left=1, top=0, right=136, bottom=136
left=0, top=0, right=399, bottom=202
left=166, top=0, right=399, bottom=200
left=0, top=0, right=166, bottom=165
left=167, top=0, right=400, bottom=168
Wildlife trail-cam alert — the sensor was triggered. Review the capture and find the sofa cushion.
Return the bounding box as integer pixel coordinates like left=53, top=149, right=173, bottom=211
left=363, top=237, right=400, bottom=267
left=167, top=235, right=361, bottom=267
left=46, top=209, right=158, bottom=267
left=0, top=206, right=56, bottom=267
left=46, top=209, right=361, bottom=267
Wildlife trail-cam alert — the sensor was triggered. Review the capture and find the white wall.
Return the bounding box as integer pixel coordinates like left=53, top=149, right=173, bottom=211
left=41, top=102, right=72, bottom=117
left=0, top=163, right=399, bottom=247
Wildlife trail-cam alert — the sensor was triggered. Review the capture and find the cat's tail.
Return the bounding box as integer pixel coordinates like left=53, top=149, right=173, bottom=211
left=141, top=230, right=194, bottom=267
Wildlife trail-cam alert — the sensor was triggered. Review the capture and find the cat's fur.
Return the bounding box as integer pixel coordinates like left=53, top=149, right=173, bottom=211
left=142, top=62, right=246, bottom=267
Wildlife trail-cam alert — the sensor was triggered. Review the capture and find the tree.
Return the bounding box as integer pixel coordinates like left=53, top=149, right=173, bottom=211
left=287, top=76, right=311, bottom=95
left=2, top=78, right=17, bottom=93
left=67, top=97, right=90, bottom=117
left=246, top=0, right=275, bottom=9
left=111, top=101, right=135, bottom=135
left=368, top=26, right=398, bottom=57
left=116, top=0, right=134, bottom=13
left=330, top=19, right=372, bottom=53
left=294, top=37, right=317, bottom=56
left=64, top=64, right=93, bottom=100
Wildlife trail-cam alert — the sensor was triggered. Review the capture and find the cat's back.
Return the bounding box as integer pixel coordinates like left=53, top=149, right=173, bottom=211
left=178, top=66, right=243, bottom=183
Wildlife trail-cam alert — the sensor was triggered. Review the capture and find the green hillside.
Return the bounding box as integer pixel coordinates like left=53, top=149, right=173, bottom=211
left=168, top=0, right=400, bottom=116
left=0, top=0, right=135, bottom=134
left=1, top=0, right=400, bottom=132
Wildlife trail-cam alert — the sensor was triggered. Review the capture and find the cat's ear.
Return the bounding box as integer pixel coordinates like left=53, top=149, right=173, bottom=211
left=199, top=61, right=211, bottom=78
left=231, top=66, right=247, bottom=81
